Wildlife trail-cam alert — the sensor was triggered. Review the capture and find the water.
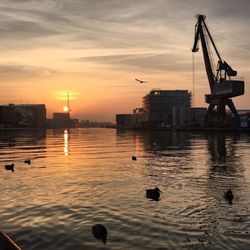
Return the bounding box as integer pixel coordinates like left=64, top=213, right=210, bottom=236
left=0, top=128, right=250, bottom=250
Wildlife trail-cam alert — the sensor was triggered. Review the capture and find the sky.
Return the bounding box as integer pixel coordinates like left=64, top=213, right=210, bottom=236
left=0, top=0, right=249, bottom=122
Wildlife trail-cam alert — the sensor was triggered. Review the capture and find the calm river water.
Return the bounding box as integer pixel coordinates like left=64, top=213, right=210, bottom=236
left=0, top=128, right=250, bottom=250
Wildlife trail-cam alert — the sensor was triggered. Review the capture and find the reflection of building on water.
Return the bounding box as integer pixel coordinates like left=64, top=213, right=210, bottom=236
left=206, top=133, right=238, bottom=166
left=197, top=133, right=246, bottom=240
left=0, top=104, right=46, bottom=128
left=146, top=131, right=191, bottom=151
left=116, top=130, right=191, bottom=152
left=0, top=128, right=47, bottom=160
left=205, top=133, right=243, bottom=211
left=64, top=129, right=69, bottom=156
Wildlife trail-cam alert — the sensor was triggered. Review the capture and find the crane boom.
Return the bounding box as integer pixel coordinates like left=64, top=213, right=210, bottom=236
left=192, top=15, right=215, bottom=91
left=192, top=15, right=244, bottom=127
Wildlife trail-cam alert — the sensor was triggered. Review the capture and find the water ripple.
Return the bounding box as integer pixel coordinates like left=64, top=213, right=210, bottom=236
left=0, top=129, right=250, bottom=249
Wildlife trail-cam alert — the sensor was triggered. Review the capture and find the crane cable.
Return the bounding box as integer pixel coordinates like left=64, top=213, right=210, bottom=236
left=192, top=53, right=196, bottom=121
left=192, top=53, right=195, bottom=108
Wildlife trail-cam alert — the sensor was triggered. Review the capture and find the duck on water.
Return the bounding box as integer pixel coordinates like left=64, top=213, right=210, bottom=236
left=224, top=189, right=234, bottom=204
left=92, top=224, right=108, bottom=244
left=24, top=159, right=31, bottom=165
left=5, top=163, right=15, bottom=172
left=146, top=187, right=161, bottom=201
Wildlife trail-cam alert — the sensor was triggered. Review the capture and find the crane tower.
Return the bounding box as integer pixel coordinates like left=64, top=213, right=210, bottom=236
left=192, top=15, right=244, bottom=127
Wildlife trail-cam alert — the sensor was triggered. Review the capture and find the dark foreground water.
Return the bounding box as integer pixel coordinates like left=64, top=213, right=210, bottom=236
left=0, top=128, right=250, bottom=250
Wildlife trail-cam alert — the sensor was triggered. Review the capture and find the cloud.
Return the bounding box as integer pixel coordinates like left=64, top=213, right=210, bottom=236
left=74, top=52, right=192, bottom=72
left=0, top=20, right=58, bottom=38
left=0, top=0, right=192, bottom=51
left=1, top=0, right=249, bottom=53
left=1, top=0, right=248, bottom=74
left=0, top=64, right=55, bottom=80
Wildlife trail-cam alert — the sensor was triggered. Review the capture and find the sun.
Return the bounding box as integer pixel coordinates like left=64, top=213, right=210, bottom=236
left=63, top=106, right=69, bottom=112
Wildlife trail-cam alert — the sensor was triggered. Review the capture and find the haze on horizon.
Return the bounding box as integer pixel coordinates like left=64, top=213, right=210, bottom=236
left=0, top=0, right=249, bottom=122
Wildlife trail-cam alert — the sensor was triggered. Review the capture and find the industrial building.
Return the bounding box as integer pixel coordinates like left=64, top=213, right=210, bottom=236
left=116, top=108, right=148, bottom=129
left=0, top=104, right=46, bottom=128
left=116, top=114, right=139, bottom=129
left=116, top=89, right=191, bottom=129
left=143, top=90, right=191, bottom=128
left=190, top=107, right=207, bottom=126
left=52, top=112, right=72, bottom=128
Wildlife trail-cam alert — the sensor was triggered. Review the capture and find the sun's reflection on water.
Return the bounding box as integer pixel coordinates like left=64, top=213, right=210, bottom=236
left=64, top=129, right=69, bottom=157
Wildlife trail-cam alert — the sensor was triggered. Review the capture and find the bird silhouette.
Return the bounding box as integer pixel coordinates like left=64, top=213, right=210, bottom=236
left=135, top=78, right=147, bottom=83
left=132, top=156, right=137, bottom=161
left=24, top=159, right=31, bottom=165
left=224, top=189, right=234, bottom=203
left=5, top=163, right=15, bottom=172
left=92, top=224, right=108, bottom=244
left=146, top=187, right=161, bottom=201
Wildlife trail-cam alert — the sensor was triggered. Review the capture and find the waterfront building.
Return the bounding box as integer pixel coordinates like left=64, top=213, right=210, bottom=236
left=0, top=105, right=19, bottom=128
left=52, top=112, right=72, bottom=128
left=116, top=90, right=192, bottom=129
left=236, top=110, right=250, bottom=128
left=0, top=104, right=46, bottom=128
left=116, top=109, right=148, bottom=129
left=190, top=107, right=207, bottom=126
left=143, top=90, right=191, bottom=128
left=116, top=114, right=137, bottom=129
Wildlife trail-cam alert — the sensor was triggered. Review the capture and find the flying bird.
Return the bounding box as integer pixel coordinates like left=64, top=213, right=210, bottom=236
left=135, top=78, right=147, bottom=83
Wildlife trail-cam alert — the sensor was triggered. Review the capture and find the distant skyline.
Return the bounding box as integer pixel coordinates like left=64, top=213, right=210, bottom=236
left=0, top=0, right=249, bottom=122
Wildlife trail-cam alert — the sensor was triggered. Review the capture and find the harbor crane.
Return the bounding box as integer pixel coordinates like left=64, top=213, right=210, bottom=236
left=192, top=15, right=244, bottom=126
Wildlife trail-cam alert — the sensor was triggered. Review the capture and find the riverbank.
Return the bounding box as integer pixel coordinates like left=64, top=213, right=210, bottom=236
left=117, top=126, right=250, bottom=133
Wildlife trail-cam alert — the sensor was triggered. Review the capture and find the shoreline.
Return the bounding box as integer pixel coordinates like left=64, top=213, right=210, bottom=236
left=0, top=126, right=249, bottom=133
left=116, top=127, right=250, bottom=133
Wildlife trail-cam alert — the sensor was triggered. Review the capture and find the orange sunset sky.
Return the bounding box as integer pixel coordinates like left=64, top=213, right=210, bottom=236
left=0, top=0, right=249, bottom=122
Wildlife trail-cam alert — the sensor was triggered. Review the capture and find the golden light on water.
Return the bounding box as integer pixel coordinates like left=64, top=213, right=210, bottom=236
left=64, top=129, right=69, bottom=157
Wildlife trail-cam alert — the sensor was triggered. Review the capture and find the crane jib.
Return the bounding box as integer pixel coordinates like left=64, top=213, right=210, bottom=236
left=191, top=14, right=244, bottom=127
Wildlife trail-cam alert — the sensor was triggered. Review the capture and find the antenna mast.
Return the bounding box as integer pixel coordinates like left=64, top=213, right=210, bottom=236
left=67, top=91, right=70, bottom=113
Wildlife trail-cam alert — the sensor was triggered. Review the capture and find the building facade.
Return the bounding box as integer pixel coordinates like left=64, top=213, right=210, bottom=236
left=116, top=110, right=148, bottom=129
left=52, top=112, right=71, bottom=128
left=143, top=90, right=191, bottom=128
left=190, top=107, right=207, bottom=126
left=0, top=104, right=46, bottom=128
